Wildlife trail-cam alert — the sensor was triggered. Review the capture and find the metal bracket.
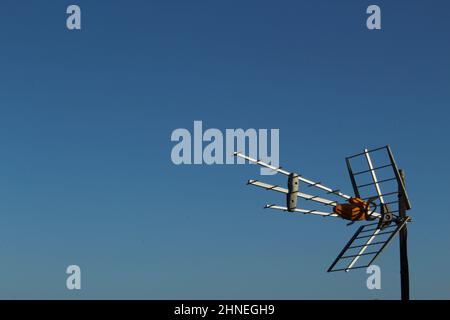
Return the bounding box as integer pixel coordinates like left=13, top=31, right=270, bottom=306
left=287, top=173, right=299, bottom=212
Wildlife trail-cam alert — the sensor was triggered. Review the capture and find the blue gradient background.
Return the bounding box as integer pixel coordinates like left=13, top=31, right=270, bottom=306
left=0, top=0, right=449, bottom=299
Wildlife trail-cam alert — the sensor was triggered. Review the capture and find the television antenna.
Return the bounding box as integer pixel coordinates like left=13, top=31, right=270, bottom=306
left=233, top=145, right=412, bottom=300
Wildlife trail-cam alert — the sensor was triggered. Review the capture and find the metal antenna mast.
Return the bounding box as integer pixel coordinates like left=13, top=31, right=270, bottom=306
left=398, top=169, right=410, bottom=300
left=233, top=146, right=412, bottom=300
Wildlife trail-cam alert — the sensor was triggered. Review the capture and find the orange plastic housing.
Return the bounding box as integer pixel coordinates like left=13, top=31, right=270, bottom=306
left=333, top=197, right=371, bottom=221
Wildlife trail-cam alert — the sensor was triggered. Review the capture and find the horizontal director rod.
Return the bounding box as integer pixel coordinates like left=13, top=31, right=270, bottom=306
left=264, top=204, right=339, bottom=218
left=248, top=180, right=338, bottom=206
left=234, top=152, right=351, bottom=200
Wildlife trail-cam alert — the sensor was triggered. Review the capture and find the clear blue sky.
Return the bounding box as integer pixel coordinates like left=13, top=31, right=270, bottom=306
left=0, top=0, right=449, bottom=299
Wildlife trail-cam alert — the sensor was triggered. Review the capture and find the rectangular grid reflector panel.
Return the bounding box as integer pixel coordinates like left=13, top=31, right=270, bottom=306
left=327, top=218, right=408, bottom=272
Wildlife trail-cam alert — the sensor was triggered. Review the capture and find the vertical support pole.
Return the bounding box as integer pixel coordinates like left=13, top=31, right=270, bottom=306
left=398, top=169, right=410, bottom=301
